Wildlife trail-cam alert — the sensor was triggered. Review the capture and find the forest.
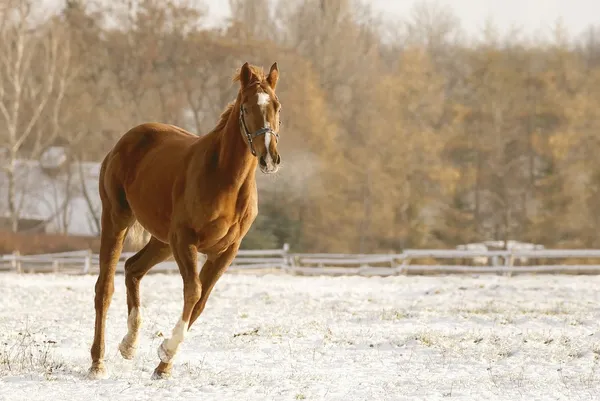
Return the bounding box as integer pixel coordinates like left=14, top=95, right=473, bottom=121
left=1, top=0, right=600, bottom=253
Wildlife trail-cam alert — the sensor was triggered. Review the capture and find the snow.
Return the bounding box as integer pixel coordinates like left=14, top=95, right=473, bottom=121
left=1, top=272, right=600, bottom=400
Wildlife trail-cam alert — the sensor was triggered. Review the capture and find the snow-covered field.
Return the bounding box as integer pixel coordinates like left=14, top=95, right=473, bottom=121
left=1, top=272, right=600, bottom=401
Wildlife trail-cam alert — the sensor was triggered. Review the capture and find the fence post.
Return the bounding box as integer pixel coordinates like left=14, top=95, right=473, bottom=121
left=397, top=253, right=410, bottom=275
left=491, top=255, right=498, bottom=267
left=504, top=252, right=515, bottom=277
left=12, top=250, right=21, bottom=273
left=282, top=243, right=290, bottom=272
left=389, top=254, right=402, bottom=275
left=83, top=249, right=92, bottom=274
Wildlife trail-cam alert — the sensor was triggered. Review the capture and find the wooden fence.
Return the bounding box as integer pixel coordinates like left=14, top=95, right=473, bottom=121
left=5, top=245, right=600, bottom=276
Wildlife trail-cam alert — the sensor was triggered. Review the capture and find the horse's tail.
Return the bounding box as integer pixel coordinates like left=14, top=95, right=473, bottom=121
left=124, top=220, right=149, bottom=250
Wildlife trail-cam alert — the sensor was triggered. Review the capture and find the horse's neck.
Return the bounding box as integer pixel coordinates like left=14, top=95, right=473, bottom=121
left=216, top=100, right=257, bottom=186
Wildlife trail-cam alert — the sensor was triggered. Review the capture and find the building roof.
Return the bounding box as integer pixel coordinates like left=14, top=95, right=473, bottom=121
left=0, top=157, right=101, bottom=236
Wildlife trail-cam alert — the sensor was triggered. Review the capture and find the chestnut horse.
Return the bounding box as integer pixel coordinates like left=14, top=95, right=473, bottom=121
left=87, top=62, right=283, bottom=380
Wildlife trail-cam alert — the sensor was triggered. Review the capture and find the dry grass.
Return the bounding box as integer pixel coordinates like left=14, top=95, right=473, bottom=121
left=0, top=327, right=64, bottom=380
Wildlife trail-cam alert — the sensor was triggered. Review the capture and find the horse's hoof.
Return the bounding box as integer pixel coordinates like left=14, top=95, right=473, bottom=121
left=157, top=339, right=176, bottom=363
left=119, top=337, right=137, bottom=360
left=151, top=368, right=171, bottom=380
left=87, top=363, right=109, bottom=380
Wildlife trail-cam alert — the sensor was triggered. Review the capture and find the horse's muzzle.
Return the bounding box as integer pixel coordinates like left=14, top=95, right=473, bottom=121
left=259, top=153, right=280, bottom=174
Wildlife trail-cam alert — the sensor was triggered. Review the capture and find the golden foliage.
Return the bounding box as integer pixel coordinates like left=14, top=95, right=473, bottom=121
left=2, top=0, right=600, bottom=250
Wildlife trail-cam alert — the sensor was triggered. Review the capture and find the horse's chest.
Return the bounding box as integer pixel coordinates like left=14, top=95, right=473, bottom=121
left=196, top=208, right=255, bottom=255
left=189, top=180, right=257, bottom=254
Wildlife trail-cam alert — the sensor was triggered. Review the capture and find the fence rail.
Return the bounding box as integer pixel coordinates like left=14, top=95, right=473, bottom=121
left=5, top=245, right=600, bottom=276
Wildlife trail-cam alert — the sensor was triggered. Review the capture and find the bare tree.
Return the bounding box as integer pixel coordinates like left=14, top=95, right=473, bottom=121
left=0, top=0, right=77, bottom=232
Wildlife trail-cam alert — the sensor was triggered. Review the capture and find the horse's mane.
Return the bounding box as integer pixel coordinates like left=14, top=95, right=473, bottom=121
left=207, top=64, right=266, bottom=136
left=207, top=100, right=236, bottom=136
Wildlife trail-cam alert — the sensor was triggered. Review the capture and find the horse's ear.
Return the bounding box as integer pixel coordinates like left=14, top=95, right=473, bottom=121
left=267, top=62, right=279, bottom=90
left=240, top=62, right=252, bottom=88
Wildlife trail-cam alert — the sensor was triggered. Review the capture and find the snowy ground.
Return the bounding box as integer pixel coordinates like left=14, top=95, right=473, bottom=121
left=1, top=272, right=600, bottom=401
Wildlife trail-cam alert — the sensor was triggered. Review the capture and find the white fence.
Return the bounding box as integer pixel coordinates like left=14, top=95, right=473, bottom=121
left=4, top=245, right=600, bottom=276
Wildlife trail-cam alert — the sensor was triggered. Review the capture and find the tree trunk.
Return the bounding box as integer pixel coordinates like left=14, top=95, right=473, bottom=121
left=7, top=156, right=18, bottom=233
left=78, top=159, right=100, bottom=234
left=358, top=168, right=371, bottom=253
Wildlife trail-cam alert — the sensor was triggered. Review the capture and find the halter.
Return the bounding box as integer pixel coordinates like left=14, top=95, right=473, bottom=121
left=239, top=104, right=279, bottom=157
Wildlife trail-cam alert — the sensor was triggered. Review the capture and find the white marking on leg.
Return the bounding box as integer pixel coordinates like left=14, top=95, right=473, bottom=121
left=167, top=319, right=188, bottom=348
left=119, top=307, right=141, bottom=359
left=158, top=319, right=188, bottom=363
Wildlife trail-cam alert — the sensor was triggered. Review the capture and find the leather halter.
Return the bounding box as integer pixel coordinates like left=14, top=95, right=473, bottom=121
left=239, top=104, right=279, bottom=157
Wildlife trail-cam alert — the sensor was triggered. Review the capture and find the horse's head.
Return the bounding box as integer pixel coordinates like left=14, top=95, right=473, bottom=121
left=237, top=62, right=282, bottom=174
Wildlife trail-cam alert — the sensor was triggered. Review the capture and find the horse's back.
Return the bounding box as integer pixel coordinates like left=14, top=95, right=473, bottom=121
left=114, top=122, right=196, bottom=158
left=103, top=122, right=196, bottom=183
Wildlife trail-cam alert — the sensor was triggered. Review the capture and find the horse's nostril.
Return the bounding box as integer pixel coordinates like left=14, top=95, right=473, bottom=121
left=275, top=154, right=281, bottom=164
left=259, top=156, right=267, bottom=168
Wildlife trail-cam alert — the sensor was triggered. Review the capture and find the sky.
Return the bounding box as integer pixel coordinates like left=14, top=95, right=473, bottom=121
left=202, top=0, right=600, bottom=40
left=37, top=0, right=600, bottom=41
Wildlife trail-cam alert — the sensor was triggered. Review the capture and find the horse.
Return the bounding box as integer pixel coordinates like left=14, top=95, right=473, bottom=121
left=87, top=62, right=283, bottom=380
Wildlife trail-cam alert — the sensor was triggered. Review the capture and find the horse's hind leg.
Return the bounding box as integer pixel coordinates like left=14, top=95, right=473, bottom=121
left=119, top=237, right=172, bottom=360
left=88, top=209, right=132, bottom=379
left=88, top=162, right=134, bottom=379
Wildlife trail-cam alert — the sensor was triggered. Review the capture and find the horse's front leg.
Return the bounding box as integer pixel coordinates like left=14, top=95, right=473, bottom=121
left=189, top=242, right=240, bottom=328
left=152, top=227, right=201, bottom=380
left=151, top=242, right=240, bottom=378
